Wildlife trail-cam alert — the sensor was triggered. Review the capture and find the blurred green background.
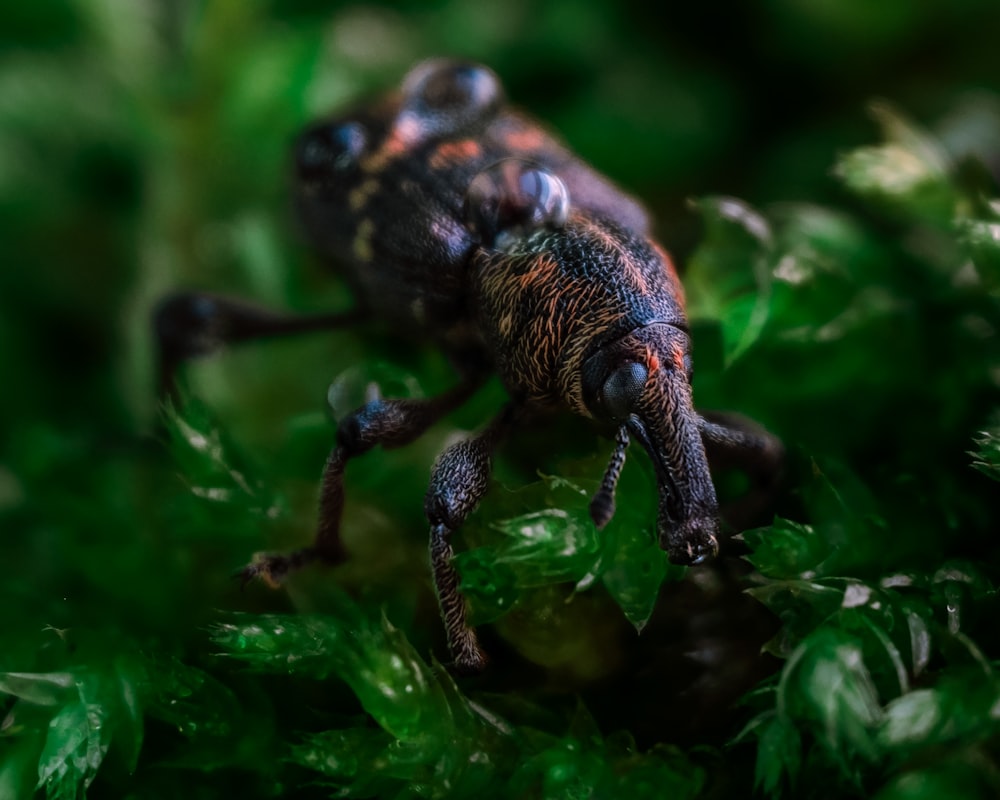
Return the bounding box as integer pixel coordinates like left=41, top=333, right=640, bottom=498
left=2, top=1, right=1000, bottom=798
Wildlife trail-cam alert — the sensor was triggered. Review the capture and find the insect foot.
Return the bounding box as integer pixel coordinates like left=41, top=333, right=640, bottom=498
left=238, top=547, right=345, bottom=590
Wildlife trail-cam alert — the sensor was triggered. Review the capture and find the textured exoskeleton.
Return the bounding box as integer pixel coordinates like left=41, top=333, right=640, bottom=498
left=155, top=59, right=782, bottom=672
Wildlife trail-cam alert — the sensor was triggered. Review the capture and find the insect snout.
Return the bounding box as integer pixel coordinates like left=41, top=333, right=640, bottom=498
left=662, top=516, right=720, bottom=566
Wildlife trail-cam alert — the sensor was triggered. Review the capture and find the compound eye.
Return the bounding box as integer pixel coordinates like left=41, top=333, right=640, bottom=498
left=400, top=60, right=503, bottom=133
left=295, top=121, right=366, bottom=181
left=464, top=161, right=569, bottom=247
left=599, top=361, right=648, bottom=420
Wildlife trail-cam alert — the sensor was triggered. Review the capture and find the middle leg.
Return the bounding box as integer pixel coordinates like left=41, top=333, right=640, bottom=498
left=240, top=371, right=488, bottom=587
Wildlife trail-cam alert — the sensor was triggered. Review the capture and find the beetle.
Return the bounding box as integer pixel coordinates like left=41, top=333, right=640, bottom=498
left=155, top=59, right=782, bottom=673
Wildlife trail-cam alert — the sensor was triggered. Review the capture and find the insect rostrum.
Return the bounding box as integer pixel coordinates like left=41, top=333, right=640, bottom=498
left=155, top=58, right=781, bottom=673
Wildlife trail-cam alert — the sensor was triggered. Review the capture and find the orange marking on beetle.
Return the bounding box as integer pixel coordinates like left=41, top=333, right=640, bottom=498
left=624, top=257, right=650, bottom=295
left=576, top=215, right=652, bottom=296
left=580, top=215, right=634, bottom=264
left=391, top=114, right=423, bottom=148
left=429, top=139, right=483, bottom=170
left=501, top=127, right=548, bottom=152
left=545, top=291, right=561, bottom=337
left=498, top=312, right=514, bottom=337
left=362, top=120, right=418, bottom=173
left=516, top=254, right=561, bottom=291
left=651, top=241, right=685, bottom=305
left=578, top=215, right=621, bottom=250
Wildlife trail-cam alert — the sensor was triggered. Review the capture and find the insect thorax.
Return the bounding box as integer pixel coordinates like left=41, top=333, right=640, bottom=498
left=471, top=215, right=686, bottom=414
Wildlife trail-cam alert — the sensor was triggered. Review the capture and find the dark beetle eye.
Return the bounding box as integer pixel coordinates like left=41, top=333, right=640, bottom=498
left=401, top=60, right=503, bottom=122
left=599, top=361, right=649, bottom=420
left=581, top=345, right=651, bottom=422
left=295, top=121, right=366, bottom=181
left=464, top=161, right=569, bottom=247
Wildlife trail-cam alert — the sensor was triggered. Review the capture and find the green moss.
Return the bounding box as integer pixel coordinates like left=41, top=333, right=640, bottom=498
left=3, top=1, right=1000, bottom=798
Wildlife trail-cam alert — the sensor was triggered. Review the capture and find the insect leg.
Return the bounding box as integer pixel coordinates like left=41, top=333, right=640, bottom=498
left=698, top=411, right=784, bottom=530
left=153, top=291, right=366, bottom=396
left=239, top=372, right=488, bottom=587
left=425, top=403, right=521, bottom=673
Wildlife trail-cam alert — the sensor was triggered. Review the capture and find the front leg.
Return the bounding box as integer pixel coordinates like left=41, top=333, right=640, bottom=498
left=424, top=404, right=521, bottom=673
left=698, top=411, right=784, bottom=530
left=241, top=372, right=487, bottom=587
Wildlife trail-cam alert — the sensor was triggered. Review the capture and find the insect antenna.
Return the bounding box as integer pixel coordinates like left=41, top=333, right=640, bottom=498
left=589, top=424, right=631, bottom=529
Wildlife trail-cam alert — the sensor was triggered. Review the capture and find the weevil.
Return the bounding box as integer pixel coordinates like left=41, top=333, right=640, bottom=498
left=155, top=59, right=782, bottom=672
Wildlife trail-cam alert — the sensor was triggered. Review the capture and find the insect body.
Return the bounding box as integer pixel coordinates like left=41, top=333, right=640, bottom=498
left=156, top=59, right=781, bottom=672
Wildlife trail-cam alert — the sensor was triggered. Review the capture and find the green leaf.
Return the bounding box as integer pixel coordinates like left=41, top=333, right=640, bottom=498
left=509, top=724, right=705, bottom=800
left=956, top=214, right=1000, bottom=289
left=111, top=657, right=145, bottom=774
left=599, top=520, right=677, bottom=632
left=778, top=628, right=882, bottom=766
left=877, top=671, right=1000, bottom=765
left=492, top=507, right=600, bottom=585
left=685, top=196, right=774, bottom=364
left=877, top=689, right=944, bottom=750
left=456, top=547, right=520, bottom=624
left=289, top=726, right=395, bottom=797
left=970, top=414, right=1000, bottom=481
left=873, top=762, right=996, bottom=800
left=218, top=609, right=529, bottom=798
left=0, top=728, right=44, bottom=800
left=743, top=518, right=831, bottom=579
left=596, top=445, right=683, bottom=630
left=36, top=697, right=111, bottom=799
left=457, top=456, right=683, bottom=632
left=460, top=472, right=599, bottom=590
left=834, top=102, right=958, bottom=223
left=212, top=609, right=456, bottom=742
left=753, top=712, right=802, bottom=796
left=140, top=656, right=268, bottom=770
left=796, top=460, right=891, bottom=575
left=747, top=579, right=845, bottom=657
left=162, top=397, right=286, bottom=529
left=0, top=673, right=74, bottom=707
